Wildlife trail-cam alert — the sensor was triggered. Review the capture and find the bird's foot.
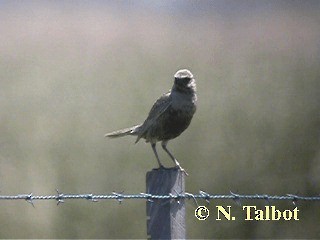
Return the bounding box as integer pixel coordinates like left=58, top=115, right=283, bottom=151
left=174, top=161, right=189, bottom=176
left=153, top=164, right=188, bottom=175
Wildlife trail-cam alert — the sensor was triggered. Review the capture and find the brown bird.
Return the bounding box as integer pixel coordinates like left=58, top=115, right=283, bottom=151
left=105, top=69, right=197, bottom=174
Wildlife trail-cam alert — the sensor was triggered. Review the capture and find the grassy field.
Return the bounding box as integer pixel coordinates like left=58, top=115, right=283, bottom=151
left=0, top=1, right=319, bottom=238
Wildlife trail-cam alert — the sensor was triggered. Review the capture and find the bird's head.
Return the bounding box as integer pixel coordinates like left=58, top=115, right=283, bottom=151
left=173, top=69, right=196, bottom=93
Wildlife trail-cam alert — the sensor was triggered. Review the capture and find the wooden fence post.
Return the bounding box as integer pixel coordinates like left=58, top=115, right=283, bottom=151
left=146, top=168, right=186, bottom=239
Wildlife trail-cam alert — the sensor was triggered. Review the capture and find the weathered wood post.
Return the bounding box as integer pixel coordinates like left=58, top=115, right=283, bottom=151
left=146, top=168, right=186, bottom=239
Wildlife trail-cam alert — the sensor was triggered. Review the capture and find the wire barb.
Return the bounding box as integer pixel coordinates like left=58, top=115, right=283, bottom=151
left=55, top=189, right=65, bottom=205
left=262, top=194, right=271, bottom=205
left=199, top=190, right=211, bottom=203
left=230, top=191, right=242, bottom=206
left=286, top=194, right=298, bottom=206
left=112, top=191, right=124, bottom=204
left=25, top=193, right=35, bottom=207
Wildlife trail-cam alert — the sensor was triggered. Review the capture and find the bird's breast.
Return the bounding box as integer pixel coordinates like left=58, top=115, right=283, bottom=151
left=170, top=91, right=197, bottom=112
left=158, top=106, right=194, bottom=140
left=144, top=90, right=196, bottom=142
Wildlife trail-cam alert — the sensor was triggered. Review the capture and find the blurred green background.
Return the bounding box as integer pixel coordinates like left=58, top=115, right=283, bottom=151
left=0, top=0, right=319, bottom=238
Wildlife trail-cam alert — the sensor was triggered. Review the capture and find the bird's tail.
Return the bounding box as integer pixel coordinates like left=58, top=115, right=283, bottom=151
left=104, top=124, right=141, bottom=138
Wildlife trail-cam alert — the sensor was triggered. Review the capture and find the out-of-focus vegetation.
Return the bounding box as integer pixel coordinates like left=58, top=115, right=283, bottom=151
left=0, top=1, right=319, bottom=238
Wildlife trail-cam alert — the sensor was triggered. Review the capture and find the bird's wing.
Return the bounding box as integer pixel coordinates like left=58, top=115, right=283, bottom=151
left=135, top=91, right=171, bottom=143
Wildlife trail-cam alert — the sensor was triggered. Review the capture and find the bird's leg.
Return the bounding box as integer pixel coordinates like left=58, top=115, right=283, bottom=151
left=161, top=141, right=188, bottom=176
left=151, top=143, right=163, bottom=168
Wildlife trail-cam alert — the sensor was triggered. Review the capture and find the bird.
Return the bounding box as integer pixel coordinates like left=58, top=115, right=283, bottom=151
left=105, top=69, right=197, bottom=175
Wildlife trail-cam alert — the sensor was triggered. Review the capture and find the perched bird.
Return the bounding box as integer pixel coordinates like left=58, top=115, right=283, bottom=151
left=105, top=69, right=197, bottom=175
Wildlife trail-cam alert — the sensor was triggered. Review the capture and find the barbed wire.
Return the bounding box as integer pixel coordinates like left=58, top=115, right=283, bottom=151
left=0, top=190, right=320, bottom=206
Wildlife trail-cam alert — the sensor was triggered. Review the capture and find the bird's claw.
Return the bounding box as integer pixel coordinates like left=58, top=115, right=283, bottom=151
left=153, top=165, right=188, bottom=176
left=174, top=162, right=189, bottom=176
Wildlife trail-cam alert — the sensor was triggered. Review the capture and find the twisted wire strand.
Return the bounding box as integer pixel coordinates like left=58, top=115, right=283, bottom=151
left=0, top=191, right=320, bottom=205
